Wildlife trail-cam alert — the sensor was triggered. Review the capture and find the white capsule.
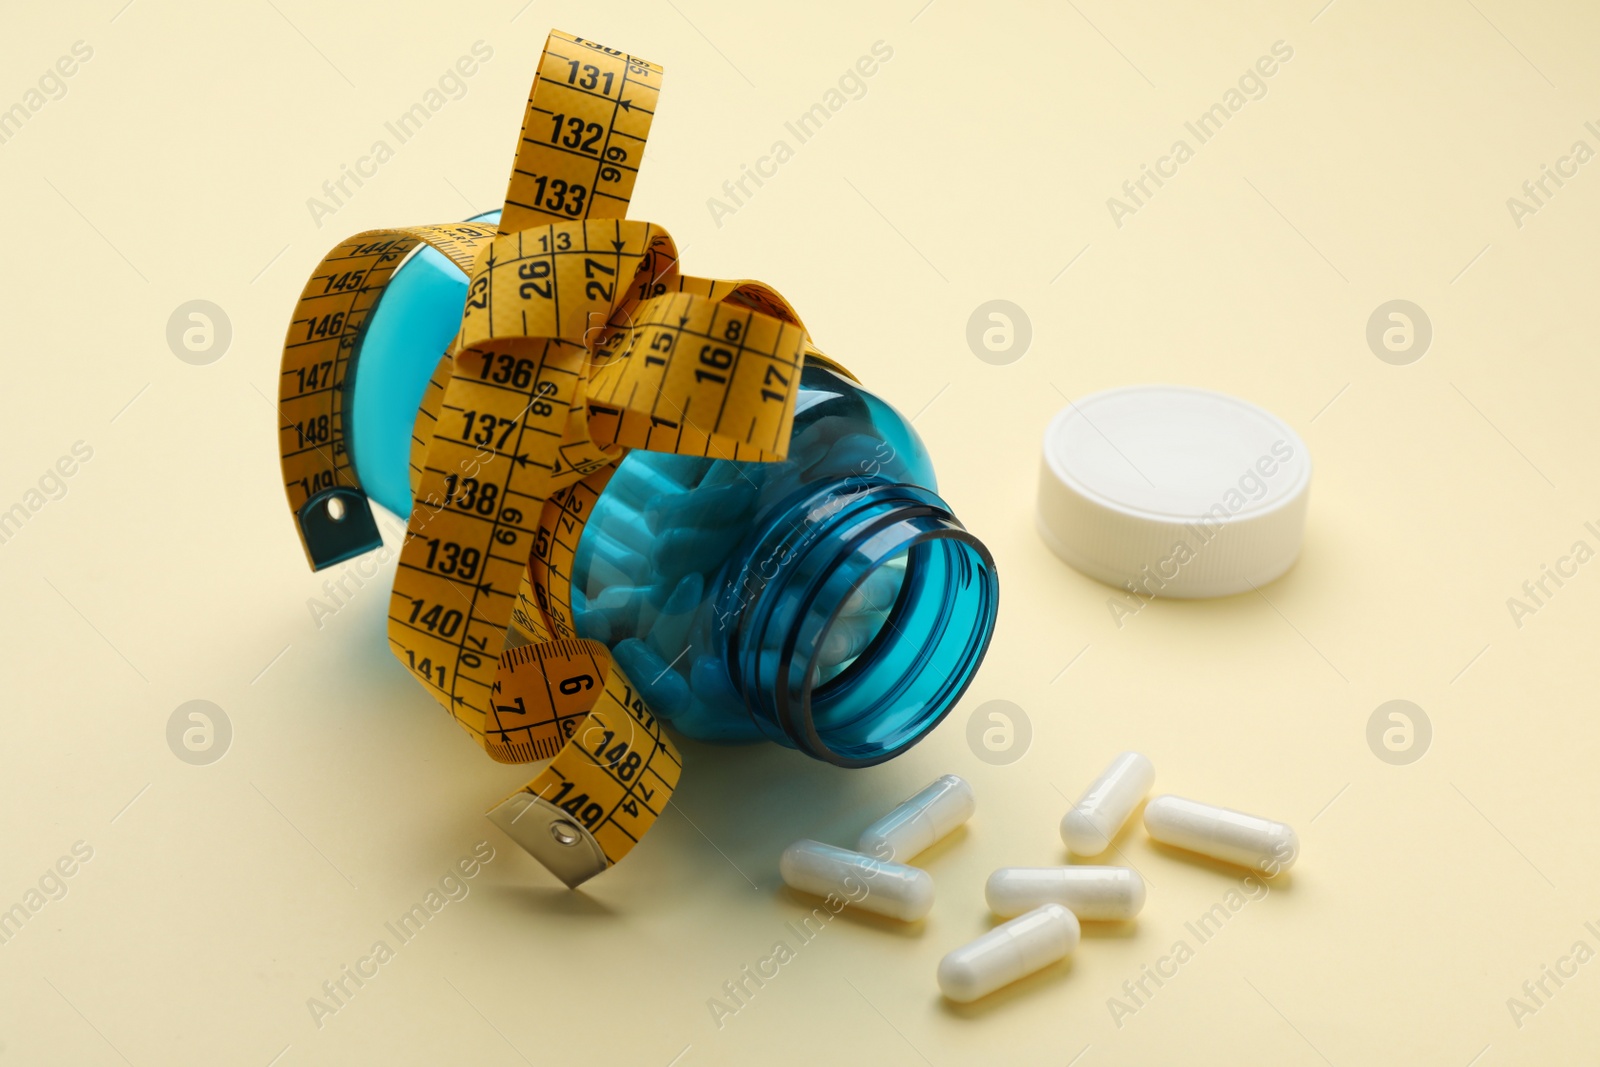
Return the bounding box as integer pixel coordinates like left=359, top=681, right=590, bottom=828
left=985, top=866, right=1146, bottom=921
left=1060, top=751, right=1155, bottom=856
left=779, top=840, right=934, bottom=921
left=817, top=611, right=882, bottom=671
left=856, top=774, right=975, bottom=863
left=937, top=903, right=1080, bottom=1002
left=841, top=555, right=907, bottom=615
left=1143, top=794, right=1299, bottom=874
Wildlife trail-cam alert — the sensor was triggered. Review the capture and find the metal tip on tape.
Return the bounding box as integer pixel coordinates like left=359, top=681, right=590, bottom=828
left=487, top=792, right=609, bottom=889
left=297, top=488, right=382, bottom=571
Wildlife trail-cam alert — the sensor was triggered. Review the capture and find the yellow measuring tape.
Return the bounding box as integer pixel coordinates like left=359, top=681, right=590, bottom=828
left=277, top=29, right=843, bottom=886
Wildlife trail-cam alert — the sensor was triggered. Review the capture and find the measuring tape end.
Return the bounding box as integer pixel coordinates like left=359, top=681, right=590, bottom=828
left=487, top=789, right=610, bottom=888
left=296, top=488, right=382, bottom=571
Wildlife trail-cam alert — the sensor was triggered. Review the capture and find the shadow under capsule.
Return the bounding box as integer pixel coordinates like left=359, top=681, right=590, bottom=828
left=776, top=886, right=928, bottom=938
left=977, top=910, right=1143, bottom=942
left=1145, top=838, right=1297, bottom=892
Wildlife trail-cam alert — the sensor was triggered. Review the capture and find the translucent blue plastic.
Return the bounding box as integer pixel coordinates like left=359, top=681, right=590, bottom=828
left=572, top=366, right=999, bottom=765
left=349, top=211, right=500, bottom=518
left=349, top=214, right=1000, bottom=767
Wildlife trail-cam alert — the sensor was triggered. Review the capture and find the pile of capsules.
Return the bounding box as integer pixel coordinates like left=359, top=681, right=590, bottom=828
left=568, top=431, right=914, bottom=737
left=779, top=752, right=1300, bottom=1002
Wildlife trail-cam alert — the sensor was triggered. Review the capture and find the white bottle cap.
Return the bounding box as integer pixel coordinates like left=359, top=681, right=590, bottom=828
left=1036, top=385, right=1311, bottom=599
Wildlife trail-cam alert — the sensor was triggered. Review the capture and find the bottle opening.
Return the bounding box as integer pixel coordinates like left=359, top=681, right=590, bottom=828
left=729, top=479, right=1000, bottom=767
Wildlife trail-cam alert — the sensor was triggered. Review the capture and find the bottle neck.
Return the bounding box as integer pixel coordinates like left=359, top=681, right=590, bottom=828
left=719, top=477, right=999, bottom=767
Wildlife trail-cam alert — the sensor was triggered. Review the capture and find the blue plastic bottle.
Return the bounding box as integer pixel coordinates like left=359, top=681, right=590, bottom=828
left=349, top=214, right=999, bottom=767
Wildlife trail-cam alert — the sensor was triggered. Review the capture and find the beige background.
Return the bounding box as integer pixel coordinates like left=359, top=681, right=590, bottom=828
left=2, top=0, right=1598, bottom=1063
